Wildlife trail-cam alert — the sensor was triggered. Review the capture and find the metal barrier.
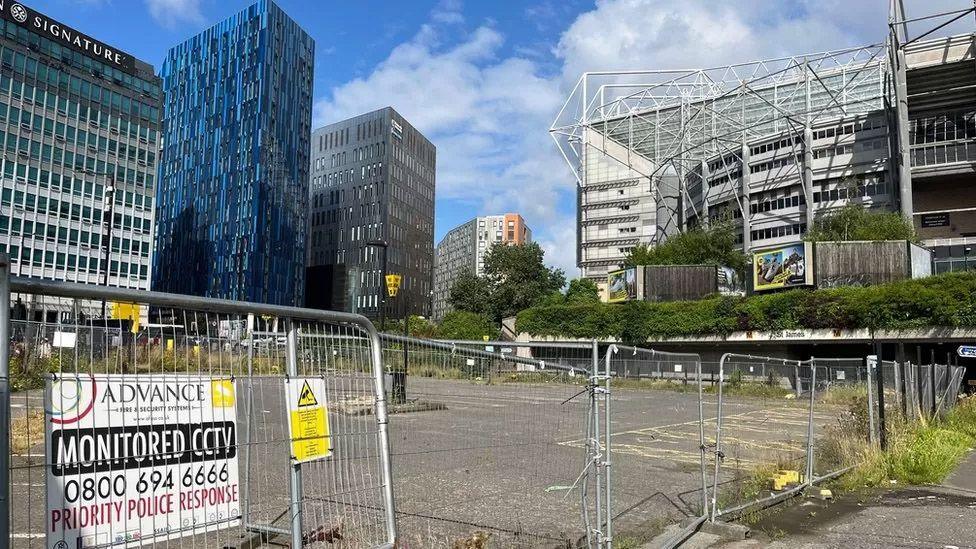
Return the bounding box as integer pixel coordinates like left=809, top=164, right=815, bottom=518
left=903, top=362, right=966, bottom=420
left=374, top=334, right=602, bottom=547
left=598, top=345, right=707, bottom=548
left=709, top=354, right=878, bottom=521
left=1, top=255, right=397, bottom=548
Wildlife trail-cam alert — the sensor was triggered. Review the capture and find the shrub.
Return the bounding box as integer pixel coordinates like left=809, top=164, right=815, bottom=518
left=515, top=272, right=976, bottom=340
left=436, top=311, right=499, bottom=340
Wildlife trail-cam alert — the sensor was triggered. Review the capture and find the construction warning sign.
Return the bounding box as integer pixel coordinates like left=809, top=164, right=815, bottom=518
left=46, top=375, right=241, bottom=548
left=385, top=274, right=402, bottom=297
left=285, top=378, right=332, bottom=464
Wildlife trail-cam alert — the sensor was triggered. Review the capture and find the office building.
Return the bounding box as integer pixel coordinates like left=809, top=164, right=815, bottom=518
left=432, top=213, right=531, bottom=321
left=552, top=7, right=976, bottom=280
left=0, top=1, right=162, bottom=321
left=306, top=107, right=436, bottom=318
left=153, top=0, right=314, bottom=305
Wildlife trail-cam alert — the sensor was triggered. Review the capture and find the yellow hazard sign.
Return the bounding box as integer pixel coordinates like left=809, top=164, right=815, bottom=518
left=211, top=379, right=236, bottom=408
left=385, top=274, right=402, bottom=297
left=286, top=378, right=331, bottom=463
left=297, top=380, right=318, bottom=407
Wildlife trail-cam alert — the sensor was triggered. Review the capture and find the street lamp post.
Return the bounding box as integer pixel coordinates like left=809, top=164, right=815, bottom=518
left=100, top=177, right=115, bottom=319
left=365, top=239, right=389, bottom=329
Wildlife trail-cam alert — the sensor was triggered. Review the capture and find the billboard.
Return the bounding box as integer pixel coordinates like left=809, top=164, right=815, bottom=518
left=753, top=242, right=813, bottom=291
left=47, top=375, right=241, bottom=547
left=607, top=267, right=638, bottom=302
left=717, top=266, right=745, bottom=296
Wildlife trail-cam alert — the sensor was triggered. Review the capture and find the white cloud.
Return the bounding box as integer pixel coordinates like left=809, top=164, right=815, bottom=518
left=314, top=17, right=572, bottom=268
left=145, top=0, right=205, bottom=29
left=315, top=0, right=971, bottom=277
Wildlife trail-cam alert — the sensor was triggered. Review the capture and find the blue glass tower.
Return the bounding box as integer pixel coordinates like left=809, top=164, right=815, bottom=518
left=153, top=0, right=313, bottom=305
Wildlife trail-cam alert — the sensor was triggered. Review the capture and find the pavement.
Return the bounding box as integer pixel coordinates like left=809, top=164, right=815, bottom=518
left=656, top=451, right=976, bottom=549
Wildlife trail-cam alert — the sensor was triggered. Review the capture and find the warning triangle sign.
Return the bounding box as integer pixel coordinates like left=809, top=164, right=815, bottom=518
left=297, top=381, right=318, bottom=407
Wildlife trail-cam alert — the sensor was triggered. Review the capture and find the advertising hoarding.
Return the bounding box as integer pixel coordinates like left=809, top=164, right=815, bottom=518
left=607, top=267, right=638, bottom=303
left=46, top=375, right=241, bottom=547
left=753, top=242, right=813, bottom=291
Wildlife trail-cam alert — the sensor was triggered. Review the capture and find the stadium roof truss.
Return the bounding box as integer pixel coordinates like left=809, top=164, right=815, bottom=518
left=550, top=2, right=976, bottom=238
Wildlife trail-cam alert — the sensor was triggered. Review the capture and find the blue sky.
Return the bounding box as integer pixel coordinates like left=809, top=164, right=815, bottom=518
left=24, top=0, right=972, bottom=275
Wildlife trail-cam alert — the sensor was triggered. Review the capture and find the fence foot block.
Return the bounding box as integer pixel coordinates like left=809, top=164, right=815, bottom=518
left=700, top=521, right=751, bottom=541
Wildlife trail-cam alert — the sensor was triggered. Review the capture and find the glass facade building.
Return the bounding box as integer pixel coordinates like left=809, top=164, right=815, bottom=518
left=306, top=107, right=436, bottom=318
left=154, top=0, right=314, bottom=306
left=0, top=1, right=161, bottom=321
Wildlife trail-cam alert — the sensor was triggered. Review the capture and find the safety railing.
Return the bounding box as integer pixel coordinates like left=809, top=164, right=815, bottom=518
left=1, top=254, right=396, bottom=549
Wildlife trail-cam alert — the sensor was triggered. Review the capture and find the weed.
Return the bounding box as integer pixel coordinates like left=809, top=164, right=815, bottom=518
left=11, top=410, right=44, bottom=454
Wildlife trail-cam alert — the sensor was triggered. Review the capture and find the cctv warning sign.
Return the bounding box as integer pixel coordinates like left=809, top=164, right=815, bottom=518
left=286, top=378, right=332, bottom=464
left=46, top=375, right=241, bottom=548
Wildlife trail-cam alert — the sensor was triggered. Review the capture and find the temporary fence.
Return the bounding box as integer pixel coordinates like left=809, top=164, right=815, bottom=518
left=902, top=361, right=966, bottom=420
left=374, top=334, right=604, bottom=547
left=602, top=346, right=709, bottom=549
left=1, top=258, right=397, bottom=548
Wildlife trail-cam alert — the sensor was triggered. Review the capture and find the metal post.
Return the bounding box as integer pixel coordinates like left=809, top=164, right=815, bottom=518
left=242, top=313, right=255, bottom=527
left=805, top=359, right=817, bottom=486
left=604, top=345, right=616, bottom=548
left=916, top=346, right=923, bottom=417
left=875, top=342, right=887, bottom=451
left=379, top=246, right=389, bottom=330
left=794, top=363, right=801, bottom=398
left=365, top=324, right=398, bottom=545
left=0, top=253, right=11, bottom=543
left=897, top=343, right=907, bottom=418
left=710, top=354, right=729, bottom=521
left=395, top=291, right=407, bottom=404
left=591, top=340, right=603, bottom=545
left=100, top=178, right=115, bottom=319
left=930, top=349, right=937, bottom=418
left=285, top=320, right=304, bottom=549
left=866, top=354, right=877, bottom=446
left=697, top=356, right=707, bottom=516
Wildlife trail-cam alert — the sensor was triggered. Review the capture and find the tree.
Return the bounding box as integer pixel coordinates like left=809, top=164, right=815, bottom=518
left=436, top=311, right=499, bottom=340
left=625, top=223, right=749, bottom=273
left=448, top=243, right=566, bottom=321
left=565, top=278, right=600, bottom=304
left=448, top=270, right=492, bottom=317
left=805, top=204, right=917, bottom=242
left=482, top=242, right=566, bottom=321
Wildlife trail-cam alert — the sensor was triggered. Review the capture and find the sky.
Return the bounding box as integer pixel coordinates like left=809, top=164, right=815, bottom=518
left=25, top=0, right=975, bottom=276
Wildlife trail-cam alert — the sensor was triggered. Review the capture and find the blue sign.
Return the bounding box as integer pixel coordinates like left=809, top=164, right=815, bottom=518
left=958, top=346, right=976, bottom=358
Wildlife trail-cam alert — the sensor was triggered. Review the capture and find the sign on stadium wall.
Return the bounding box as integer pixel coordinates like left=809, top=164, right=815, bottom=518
left=752, top=241, right=814, bottom=292
left=46, top=375, right=241, bottom=548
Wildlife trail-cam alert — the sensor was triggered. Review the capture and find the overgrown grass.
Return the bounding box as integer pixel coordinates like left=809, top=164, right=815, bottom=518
left=828, top=395, right=976, bottom=491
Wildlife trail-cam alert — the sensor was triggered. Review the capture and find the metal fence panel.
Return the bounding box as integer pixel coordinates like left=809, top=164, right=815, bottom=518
left=602, top=345, right=707, bottom=548
left=2, top=263, right=396, bottom=549
left=377, top=335, right=595, bottom=548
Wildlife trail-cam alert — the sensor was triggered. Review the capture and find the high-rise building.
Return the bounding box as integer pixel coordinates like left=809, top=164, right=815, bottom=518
left=432, top=213, right=531, bottom=321
left=552, top=11, right=976, bottom=280
left=0, top=1, right=162, bottom=321
left=153, top=0, right=314, bottom=305
left=306, top=107, right=436, bottom=319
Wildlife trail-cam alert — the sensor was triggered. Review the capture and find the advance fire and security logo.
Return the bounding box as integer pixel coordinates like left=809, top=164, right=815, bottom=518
left=48, top=376, right=97, bottom=425
left=9, top=3, right=28, bottom=23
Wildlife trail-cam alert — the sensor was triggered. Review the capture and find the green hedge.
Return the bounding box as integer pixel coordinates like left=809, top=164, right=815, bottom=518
left=516, top=272, right=976, bottom=342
